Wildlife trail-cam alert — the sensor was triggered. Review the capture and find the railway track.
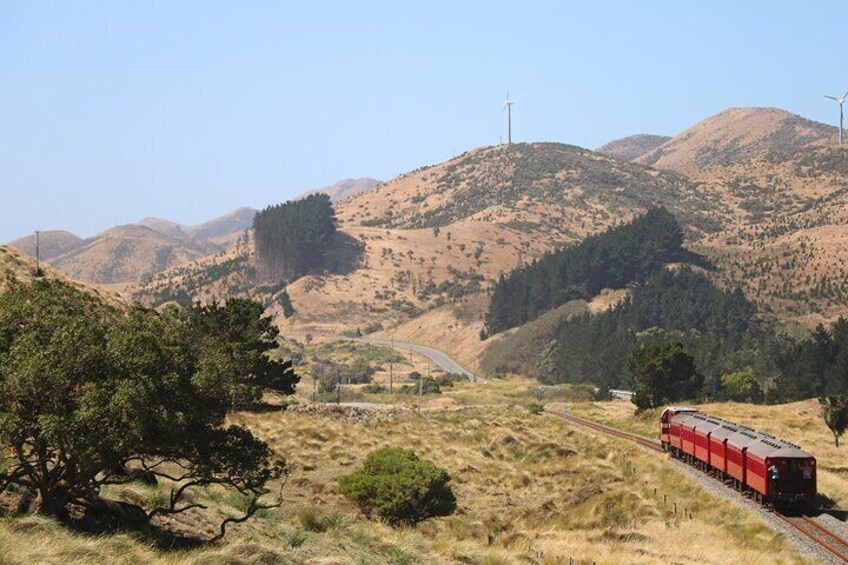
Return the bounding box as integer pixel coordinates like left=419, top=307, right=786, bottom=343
left=548, top=408, right=848, bottom=564
left=772, top=512, right=848, bottom=563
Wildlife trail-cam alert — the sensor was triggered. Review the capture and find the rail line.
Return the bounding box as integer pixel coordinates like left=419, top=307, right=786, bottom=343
left=772, top=513, right=848, bottom=563
left=548, top=409, right=848, bottom=564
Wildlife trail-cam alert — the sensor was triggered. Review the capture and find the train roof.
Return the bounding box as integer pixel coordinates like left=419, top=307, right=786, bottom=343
left=747, top=436, right=814, bottom=460
left=725, top=427, right=764, bottom=450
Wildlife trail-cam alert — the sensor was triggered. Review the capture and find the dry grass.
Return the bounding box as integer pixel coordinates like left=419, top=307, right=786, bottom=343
left=0, top=389, right=816, bottom=564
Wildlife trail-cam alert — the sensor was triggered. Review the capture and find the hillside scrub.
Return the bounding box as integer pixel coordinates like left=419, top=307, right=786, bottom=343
left=0, top=279, right=295, bottom=540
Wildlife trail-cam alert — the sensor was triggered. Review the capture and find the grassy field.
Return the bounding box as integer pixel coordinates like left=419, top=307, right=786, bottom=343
left=0, top=377, right=818, bottom=564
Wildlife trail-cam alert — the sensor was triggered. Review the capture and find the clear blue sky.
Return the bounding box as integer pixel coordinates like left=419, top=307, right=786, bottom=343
left=1, top=1, right=846, bottom=242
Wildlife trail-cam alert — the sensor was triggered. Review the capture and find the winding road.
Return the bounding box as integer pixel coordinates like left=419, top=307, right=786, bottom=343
left=348, top=337, right=480, bottom=382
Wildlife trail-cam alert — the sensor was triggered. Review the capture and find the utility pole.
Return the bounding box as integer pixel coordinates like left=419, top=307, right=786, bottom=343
left=35, top=230, right=41, bottom=275
left=337, top=366, right=341, bottom=405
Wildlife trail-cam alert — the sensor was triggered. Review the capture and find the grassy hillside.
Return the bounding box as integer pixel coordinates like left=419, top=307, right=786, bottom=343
left=0, top=386, right=814, bottom=564
left=0, top=245, right=123, bottom=305
left=49, top=224, right=219, bottom=284
left=596, top=134, right=671, bottom=161
left=7, top=230, right=83, bottom=260
left=339, top=142, right=727, bottom=236
left=636, top=107, right=835, bottom=172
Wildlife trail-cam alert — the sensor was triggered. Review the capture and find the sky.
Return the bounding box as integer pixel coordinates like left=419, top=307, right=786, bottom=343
left=1, top=1, right=847, bottom=242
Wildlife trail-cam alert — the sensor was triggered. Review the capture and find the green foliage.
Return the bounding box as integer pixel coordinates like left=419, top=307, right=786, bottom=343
left=485, top=208, right=689, bottom=334
left=527, top=402, right=544, bottom=415
left=819, top=395, right=848, bottom=447
left=720, top=368, right=762, bottom=402
left=629, top=342, right=703, bottom=410
left=540, top=267, right=763, bottom=392
left=254, top=193, right=337, bottom=283
left=0, top=280, right=290, bottom=536
left=338, top=448, right=456, bottom=526
left=181, top=298, right=300, bottom=407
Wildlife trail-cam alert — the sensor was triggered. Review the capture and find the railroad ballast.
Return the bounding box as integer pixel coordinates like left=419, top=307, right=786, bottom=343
left=660, top=407, right=816, bottom=506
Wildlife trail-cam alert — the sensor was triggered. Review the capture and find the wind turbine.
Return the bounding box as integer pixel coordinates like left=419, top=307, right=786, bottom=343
left=824, top=90, right=848, bottom=145
left=504, top=93, right=515, bottom=144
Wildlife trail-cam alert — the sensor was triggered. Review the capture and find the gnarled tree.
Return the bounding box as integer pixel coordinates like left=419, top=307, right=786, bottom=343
left=0, top=279, right=296, bottom=539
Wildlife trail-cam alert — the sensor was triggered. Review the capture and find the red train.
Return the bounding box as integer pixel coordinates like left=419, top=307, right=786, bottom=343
left=660, top=407, right=816, bottom=506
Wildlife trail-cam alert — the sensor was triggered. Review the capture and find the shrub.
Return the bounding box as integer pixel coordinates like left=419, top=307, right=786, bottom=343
left=527, top=402, right=544, bottom=415
left=338, top=448, right=456, bottom=526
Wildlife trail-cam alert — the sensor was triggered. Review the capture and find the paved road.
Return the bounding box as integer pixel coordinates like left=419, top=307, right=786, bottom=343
left=347, top=337, right=480, bottom=382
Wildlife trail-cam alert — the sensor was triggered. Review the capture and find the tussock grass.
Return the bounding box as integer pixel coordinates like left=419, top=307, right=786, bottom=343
left=0, top=395, right=816, bottom=564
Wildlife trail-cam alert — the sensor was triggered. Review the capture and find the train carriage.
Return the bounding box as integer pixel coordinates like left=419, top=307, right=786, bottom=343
left=691, top=416, right=724, bottom=469
left=660, top=407, right=817, bottom=507
left=707, top=423, right=737, bottom=477
left=746, top=438, right=816, bottom=504
left=678, top=414, right=699, bottom=460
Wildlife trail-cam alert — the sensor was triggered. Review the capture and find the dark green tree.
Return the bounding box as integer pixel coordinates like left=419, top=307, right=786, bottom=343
left=629, top=342, right=703, bottom=411
left=338, top=447, right=456, bottom=525
left=181, top=298, right=299, bottom=407
left=279, top=290, right=295, bottom=318
left=0, top=280, right=290, bottom=539
left=820, top=395, right=848, bottom=447
left=253, top=193, right=336, bottom=283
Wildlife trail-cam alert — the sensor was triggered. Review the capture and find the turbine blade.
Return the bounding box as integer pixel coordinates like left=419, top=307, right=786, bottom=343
left=842, top=90, right=848, bottom=101
left=826, top=95, right=839, bottom=101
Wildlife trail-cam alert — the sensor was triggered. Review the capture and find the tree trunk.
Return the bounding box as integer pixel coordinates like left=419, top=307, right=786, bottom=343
left=835, top=432, right=840, bottom=448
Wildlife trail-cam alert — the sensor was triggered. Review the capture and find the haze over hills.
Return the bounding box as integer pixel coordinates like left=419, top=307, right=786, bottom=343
left=7, top=230, right=83, bottom=260
left=46, top=224, right=222, bottom=285
left=595, top=134, right=671, bottom=161
left=635, top=107, right=836, bottom=172
left=295, top=177, right=381, bottom=202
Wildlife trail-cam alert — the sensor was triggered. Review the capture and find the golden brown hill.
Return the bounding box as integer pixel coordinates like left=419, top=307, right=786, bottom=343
left=0, top=245, right=123, bottom=305
left=7, top=230, right=83, bottom=260
left=636, top=107, right=836, bottom=172
left=692, top=145, right=848, bottom=324
left=50, top=224, right=218, bottom=285
left=135, top=142, right=735, bottom=336
left=337, top=142, right=728, bottom=237
left=596, top=134, right=671, bottom=161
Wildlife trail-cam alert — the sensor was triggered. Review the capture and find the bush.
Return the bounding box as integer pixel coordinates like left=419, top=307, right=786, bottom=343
left=527, top=402, right=544, bottom=415
left=338, top=448, right=457, bottom=526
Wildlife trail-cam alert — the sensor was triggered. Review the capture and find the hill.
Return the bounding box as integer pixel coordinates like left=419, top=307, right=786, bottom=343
left=596, top=133, right=671, bottom=161
left=692, top=145, right=848, bottom=324
left=49, top=224, right=219, bottom=285
left=7, top=230, right=83, bottom=260
left=0, top=245, right=122, bottom=305
left=296, top=177, right=381, bottom=202
left=337, top=142, right=728, bottom=236
left=635, top=107, right=836, bottom=172
left=137, top=206, right=256, bottom=244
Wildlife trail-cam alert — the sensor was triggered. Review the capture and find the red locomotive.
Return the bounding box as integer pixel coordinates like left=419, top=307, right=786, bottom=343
left=660, top=407, right=816, bottom=506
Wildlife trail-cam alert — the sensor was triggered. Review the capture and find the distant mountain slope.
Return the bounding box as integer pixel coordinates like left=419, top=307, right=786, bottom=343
left=0, top=245, right=123, bottom=305
left=635, top=107, right=836, bottom=172
left=595, top=134, right=671, bottom=161
left=338, top=142, right=728, bottom=237
left=137, top=207, right=255, bottom=244
left=49, top=224, right=218, bottom=284
left=188, top=206, right=255, bottom=242
left=7, top=230, right=83, bottom=260
left=296, top=178, right=381, bottom=202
